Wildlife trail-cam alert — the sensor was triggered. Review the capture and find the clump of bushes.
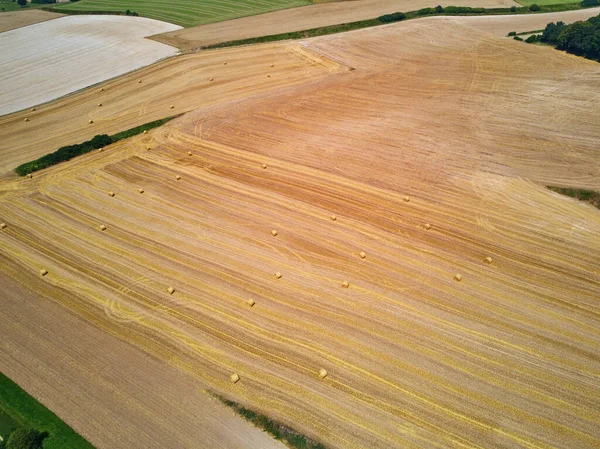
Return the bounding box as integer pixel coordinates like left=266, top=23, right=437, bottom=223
left=378, top=12, right=406, bottom=23
left=513, top=35, right=524, bottom=41
left=529, top=4, right=541, bottom=11
left=525, top=34, right=540, bottom=42
left=508, top=31, right=517, bottom=36
left=582, top=0, right=599, bottom=6
left=3, top=428, right=48, bottom=449
left=540, top=13, right=600, bottom=61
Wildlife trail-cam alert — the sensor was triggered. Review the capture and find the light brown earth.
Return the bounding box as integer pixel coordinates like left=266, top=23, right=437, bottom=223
left=1, top=17, right=600, bottom=449
left=0, top=9, right=63, bottom=34
left=150, top=0, right=520, bottom=50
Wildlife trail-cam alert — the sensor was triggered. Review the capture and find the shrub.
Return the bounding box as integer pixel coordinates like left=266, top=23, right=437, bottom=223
left=510, top=5, right=517, bottom=12
left=417, top=7, right=435, bottom=15
left=525, top=34, right=540, bottom=42
left=508, top=31, right=517, bottom=36
left=529, top=4, right=541, bottom=11
left=513, top=36, right=523, bottom=41
left=377, top=12, right=406, bottom=23
left=435, top=5, right=444, bottom=13
left=582, top=0, right=599, bottom=6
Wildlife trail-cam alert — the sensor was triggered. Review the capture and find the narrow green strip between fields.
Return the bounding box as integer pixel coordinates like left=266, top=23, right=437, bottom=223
left=215, top=395, right=327, bottom=449
left=15, top=115, right=182, bottom=176
left=548, top=186, right=600, bottom=209
left=199, top=2, right=596, bottom=50
left=0, top=372, right=94, bottom=449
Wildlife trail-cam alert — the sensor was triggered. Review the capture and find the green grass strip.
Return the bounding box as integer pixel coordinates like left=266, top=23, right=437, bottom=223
left=216, top=395, right=327, bottom=449
left=0, top=373, right=94, bottom=449
left=200, top=3, right=591, bottom=49
left=548, top=186, right=600, bottom=209
left=14, top=114, right=181, bottom=176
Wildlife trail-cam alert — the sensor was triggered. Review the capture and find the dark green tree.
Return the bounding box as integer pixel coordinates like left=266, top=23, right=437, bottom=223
left=529, top=4, right=541, bottom=11
left=5, top=428, right=48, bottom=449
left=17, top=0, right=27, bottom=7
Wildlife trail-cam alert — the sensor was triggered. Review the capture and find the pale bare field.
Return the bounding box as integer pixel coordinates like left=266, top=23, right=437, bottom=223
left=453, top=6, right=600, bottom=35
left=150, top=0, right=520, bottom=50
left=0, top=43, right=344, bottom=173
left=1, top=17, right=600, bottom=449
left=0, top=9, right=63, bottom=33
left=0, top=15, right=181, bottom=116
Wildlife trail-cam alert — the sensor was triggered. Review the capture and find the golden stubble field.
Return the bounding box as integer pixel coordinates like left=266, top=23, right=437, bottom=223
left=1, top=17, right=599, bottom=449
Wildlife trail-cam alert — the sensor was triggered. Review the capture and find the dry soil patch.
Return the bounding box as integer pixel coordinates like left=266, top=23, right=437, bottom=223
left=0, top=9, right=64, bottom=33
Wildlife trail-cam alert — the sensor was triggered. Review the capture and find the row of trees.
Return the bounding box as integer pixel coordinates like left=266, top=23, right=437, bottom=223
left=540, top=13, right=600, bottom=61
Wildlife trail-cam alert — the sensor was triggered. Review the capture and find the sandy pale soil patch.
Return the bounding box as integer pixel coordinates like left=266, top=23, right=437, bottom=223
left=0, top=43, right=345, bottom=173
left=150, top=0, right=520, bottom=50
left=453, top=6, right=600, bottom=35
left=0, top=18, right=599, bottom=449
left=0, top=15, right=181, bottom=116
left=0, top=271, right=286, bottom=449
left=0, top=9, right=64, bottom=33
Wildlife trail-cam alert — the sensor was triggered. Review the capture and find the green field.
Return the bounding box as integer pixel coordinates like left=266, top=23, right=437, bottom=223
left=0, top=2, right=44, bottom=13
left=53, top=0, right=312, bottom=27
left=516, top=0, right=581, bottom=6
left=0, top=373, right=94, bottom=449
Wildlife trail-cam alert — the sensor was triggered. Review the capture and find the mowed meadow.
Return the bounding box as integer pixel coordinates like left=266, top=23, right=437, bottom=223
left=1, top=15, right=599, bottom=449
left=52, top=0, right=312, bottom=27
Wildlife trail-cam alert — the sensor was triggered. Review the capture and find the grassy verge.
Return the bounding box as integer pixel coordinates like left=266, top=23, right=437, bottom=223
left=548, top=186, right=600, bottom=209
left=0, top=373, right=94, bottom=449
left=15, top=114, right=181, bottom=176
left=200, top=3, right=591, bottom=50
left=216, top=395, right=326, bottom=449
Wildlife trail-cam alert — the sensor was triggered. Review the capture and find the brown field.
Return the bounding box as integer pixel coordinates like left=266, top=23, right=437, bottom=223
left=0, top=9, right=63, bottom=33
left=150, top=0, right=520, bottom=50
left=1, top=16, right=600, bottom=449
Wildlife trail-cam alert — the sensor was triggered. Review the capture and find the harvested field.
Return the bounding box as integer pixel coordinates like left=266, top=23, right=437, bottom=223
left=453, top=6, right=600, bottom=35
left=150, top=0, right=520, bottom=50
left=0, top=43, right=344, bottom=173
left=0, top=9, right=64, bottom=33
left=1, top=16, right=600, bottom=449
left=0, top=15, right=181, bottom=116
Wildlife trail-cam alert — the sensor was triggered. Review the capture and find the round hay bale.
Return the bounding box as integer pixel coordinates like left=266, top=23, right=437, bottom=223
left=146, top=146, right=151, bottom=151
left=40, top=269, right=48, bottom=277
left=138, top=188, right=144, bottom=194
left=89, top=120, right=94, bottom=124
left=271, top=64, right=275, bottom=68
left=100, top=88, right=104, bottom=92
left=247, top=299, right=256, bottom=307
left=359, top=251, right=366, bottom=259
left=138, top=79, right=142, bottom=84
left=274, top=272, right=282, bottom=279
left=271, top=230, right=278, bottom=236
left=99, top=224, right=107, bottom=231
left=261, top=163, right=267, bottom=169
left=98, top=148, right=104, bottom=152
left=341, top=280, right=349, bottom=288
left=404, top=196, right=410, bottom=202
left=170, top=105, right=175, bottom=109
left=424, top=223, right=431, bottom=230
left=31, top=107, right=36, bottom=112
left=176, top=175, right=181, bottom=180
left=330, top=215, right=337, bottom=221
left=267, top=74, right=271, bottom=78
left=224, top=62, right=227, bottom=65
left=143, top=130, right=148, bottom=134
left=187, top=151, right=192, bottom=156
left=454, top=273, right=462, bottom=282
left=318, top=368, right=328, bottom=379
left=97, top=103, right=102, bottom=107
left=209, top=77, right=214, bottom=81
left=0, top=223, right=7, bottom=229
left=484, top=256, right=493, bottom=264
left=108, top=191, right=115, bottom=197
left=24, top=118, right=30, bottom=122
left=27, top=174, right=33, bottom=179
left=167, top=287, right=175, bottom=294
left=230, top=373, right=240, bottom=384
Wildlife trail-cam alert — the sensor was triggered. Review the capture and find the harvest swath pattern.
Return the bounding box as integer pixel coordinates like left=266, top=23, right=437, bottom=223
left=54, top=0, right=311, bottom=27
left=1, top=18, right=599, bottom=449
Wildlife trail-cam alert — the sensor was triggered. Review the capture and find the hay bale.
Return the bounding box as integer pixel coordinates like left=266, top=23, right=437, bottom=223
left=143, top=130, right=148, bottom=134
left=40, top=269, right=48, bottom=277
left=100, top=88, right=104, bottom=92
left=359, top=251, right=366, bottom=259
left=24, top=118, right=30, bottom=122
left=27, top=174, right=33, bottom=179
left=230, top=373, right=240, bottom=384
left=98, top=148, right=104, bottom=152
left=187, top=151, right=192, bottom=156
left=454, top=274, right=462, bottom=282
left=97, top=103, right=102, bottom=107
left=262, top=163, right=267, bottom=169
left=318, top=368, right=328, bottom=379
left=0, top=223, right=7, bottom=229
left=146, top=145, right=151, bottom=151
left=138, top=79, right=142, bottom=84
left=271, top=64, right=275, bottom=68
left=330, top=215, right=337, bottom=221
left=403, top=196, right=410, bottom=202
left=99, top=224, right=107, bottom=231
left=89, top=120, right=94, bottom=124
left=271, top=230, right=278, bottom=236
left=341, top=281, right=349, bottom=288
left=224, top=62, right=227, bottom=65
left=275, top=272, right=282, bottom=279
left=170, top=105, right=175, bottom=109
left=209, top=77, right=214, bottom=81
left=138, top=188, right=144, bottom=194
left=176, top=175, right=181, bottom=180
left=247, top=299, right=256, bottom=307
left=267, top=74, right=271, bottom=78
left=424, top=223, right=431, bottom=230
left=484, top=256, right=493, bottom=264
left=108, top=191, right=115, bottom=197
left=31, top=108, right=36, bottom=112
left=167, top=287, right=175, bottom=294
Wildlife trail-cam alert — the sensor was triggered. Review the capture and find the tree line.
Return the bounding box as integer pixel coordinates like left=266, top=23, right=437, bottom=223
left=539, top=12, right=600, bottom=61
